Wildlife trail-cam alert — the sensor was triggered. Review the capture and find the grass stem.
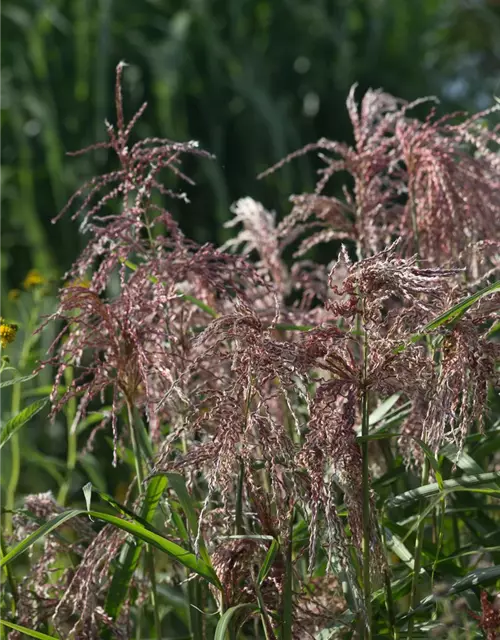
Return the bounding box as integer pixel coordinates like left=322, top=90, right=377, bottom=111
left=125, top=398, right=162, bottom=640
left=361, top=298, right=372, bottom=639
left=407, top=456, right=430, bottom=640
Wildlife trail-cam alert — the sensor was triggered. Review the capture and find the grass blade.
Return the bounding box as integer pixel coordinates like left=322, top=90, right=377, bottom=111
left=395, top=280, right=500, bottom=353
left=164, top=472, right=210, bottom=564
left=105, top=475, right=167, bottom=621
left=0, top=398, right=48, bottom=449
left=92, top=510, right=220, bottom=586
left=0, top=509, right=83, bottom=568
left=387, top=471, right=500, bottom=509
left=0, top=620, right=58, bottom=639
left=215, top=603, right=255, bottom=640
left=0, top=372, right=39, bottom=389
left=0, top=508, right=221, bottom=588
left=258, top=539, right=279, bottom=585
left=422, top=280, right=500, bottom=332
left=282, top=516, right=294, bottom=640
left=368, top=394, right=401, bottom=426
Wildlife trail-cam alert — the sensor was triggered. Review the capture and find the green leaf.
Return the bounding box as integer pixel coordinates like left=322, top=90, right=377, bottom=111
left=395, top=280, right=500, bottom=353
left=368, top=394, right=401, bottom=426
left=0, top=509, right=83, bottom=568
left=411, top=565, right=500, bottom=617
left=0, top=398, right=48, bottom=449
left=258, top=539, right=279, bottom=585
left=83, top=482, right=93, bottom=518
left=22, top=384, right=66, bottom=398
left=0, top=620, right=58, bottom=639
left=282, top=518, right=294, bottom=640
left=77, top=408, right=112, bottom=435
left=0, top=372, right=38, bottom=389
left=214, top=603, right=256, bottom=640
left=105, top=475, right=168, bottom=621
left=386, top=472, right=500, bottom=509
left=1, top=507, right=222, bottom=588
left=440, top=442, right=484, bottom=474
left=164, top=472, right=211, bottom=565
left=384, top=528, right=416, bottom=571
left=92, top=510, right=221, bottom=588
left=422, top=280, right=500, bottom=333
left=86, top=485, right=154, bottom=529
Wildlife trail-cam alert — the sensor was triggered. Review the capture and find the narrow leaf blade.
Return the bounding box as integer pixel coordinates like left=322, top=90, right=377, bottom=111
left=214, top=603, right=255, bottom=640
left=258, top=539, right=279, bottom=585
left=0, top=620, right=58, bottom=639
left=0, top=398, right=48, bottom=449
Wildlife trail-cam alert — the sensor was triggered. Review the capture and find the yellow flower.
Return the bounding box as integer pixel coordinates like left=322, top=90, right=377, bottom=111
left=7, top=289, right=20, bottom=301
left=0, top=318, right=18, bottom=348
left=23, top=269, right=46, bottom=290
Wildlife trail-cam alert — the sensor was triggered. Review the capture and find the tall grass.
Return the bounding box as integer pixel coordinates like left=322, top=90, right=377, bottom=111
left=1, top=60, right=500, bottom=640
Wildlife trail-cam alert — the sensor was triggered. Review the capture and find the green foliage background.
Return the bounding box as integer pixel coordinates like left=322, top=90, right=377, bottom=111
left=2, top=0, right=500, bottom=295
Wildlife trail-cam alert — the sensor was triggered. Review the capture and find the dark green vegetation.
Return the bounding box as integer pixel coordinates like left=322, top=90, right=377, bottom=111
left=2, top=0, right=500, bottom=285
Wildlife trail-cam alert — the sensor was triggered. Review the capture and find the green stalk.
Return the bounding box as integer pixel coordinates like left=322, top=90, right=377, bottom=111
left=235, top=461, right=245, bottom=535
left=126, top=398, right=145, bottom=491
left=57, top=367, right=78, bottom=505
left=5, top=364, right=24, bottom=536
left=146, top=548, right=162, bottom=639
left=0, top=534, right=17, bottom=613
left=282, top=513, right=294, bottom=640
left=361, top=383, right=372, bottom=638
left=125, top=399, right=161, bottom=640
left=4, top=421, right=20, bottom=536
left=384, top=569, right=397, bottom=640
left=407, top=457, right=430, bottom=640
left=4, top=309, right=37, bottom=534
left=361, top=300, right=372, bottom=638
left=452, top=511, right=463, bottom=568
left=256, top=583, right=277, bottom=640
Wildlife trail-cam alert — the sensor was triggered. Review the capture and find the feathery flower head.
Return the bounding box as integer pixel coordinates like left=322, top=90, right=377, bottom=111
left=260, top=85, right=500, bottom=266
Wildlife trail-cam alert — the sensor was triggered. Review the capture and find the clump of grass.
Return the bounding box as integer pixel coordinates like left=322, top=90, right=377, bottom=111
left=1, top=63, right=499, bottom=640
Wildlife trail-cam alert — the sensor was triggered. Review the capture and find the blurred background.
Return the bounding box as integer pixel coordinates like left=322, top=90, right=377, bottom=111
left=2, top=0, right=500, bottom=297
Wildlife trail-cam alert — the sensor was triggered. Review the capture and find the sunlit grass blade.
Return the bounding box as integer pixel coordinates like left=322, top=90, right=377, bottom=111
left=258, top=538, right=279, bottom=585
left=83, top=483, right=152, bottom=525
left=0, top=372, right=39, bottom=389
left=439, top=442, right=485, bottom=474
left=395, top=280, right=500, bottom=353
left=408, top=565, right=500, bottom=619
left=384, top=528, right=417, bottom=572
left=105, top=476, right=167, bottom=621
left=164, top=471, right=211, bottom=564
left=0, top=509, right=83, bottom=568
left=87, top=511, right=221, bottom=587
left=422, top=280, right=500, bottom=332
left=214, top=603, right=256, bottom=640
left=0, top=620, right=58, bottom=639
left=386, top=471, right=500, bottom=509
left=282, top=516, right=294, bottom=640
left=0, top=398, right=48, bottom=449
left=368, top=394, right=401, bottom=426
left=0, top=508, right=221, bottom=588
